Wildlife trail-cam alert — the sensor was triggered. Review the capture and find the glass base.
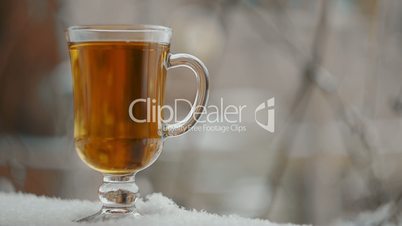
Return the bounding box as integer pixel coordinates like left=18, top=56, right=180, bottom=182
left=76, top=207, right=140, bottom=222
left=75, top=173, right=140, bottom=222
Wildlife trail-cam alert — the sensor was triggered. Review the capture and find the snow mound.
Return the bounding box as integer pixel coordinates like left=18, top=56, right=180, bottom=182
left=0, top=192, right=305, bottom=226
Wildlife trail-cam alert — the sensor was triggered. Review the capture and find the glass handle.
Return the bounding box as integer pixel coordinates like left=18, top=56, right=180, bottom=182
left=164, top=53, right=209, bottom=137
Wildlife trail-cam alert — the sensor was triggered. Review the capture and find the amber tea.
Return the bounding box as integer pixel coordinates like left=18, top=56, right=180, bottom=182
left=69, top=41, right=169, bottom=174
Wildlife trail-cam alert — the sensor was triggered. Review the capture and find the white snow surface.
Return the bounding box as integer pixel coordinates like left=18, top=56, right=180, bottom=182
left=0, top=192, right=305, bottom=226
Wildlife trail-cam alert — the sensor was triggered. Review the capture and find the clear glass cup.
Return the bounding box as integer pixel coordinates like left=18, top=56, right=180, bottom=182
left=65, top=25, right=209, bottom=222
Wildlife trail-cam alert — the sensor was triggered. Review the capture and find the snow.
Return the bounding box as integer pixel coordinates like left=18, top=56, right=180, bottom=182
left=0, top=192, right=305, bottom=226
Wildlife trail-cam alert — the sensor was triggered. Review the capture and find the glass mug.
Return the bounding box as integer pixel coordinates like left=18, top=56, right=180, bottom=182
left=66, top=25, right=209, bottom=222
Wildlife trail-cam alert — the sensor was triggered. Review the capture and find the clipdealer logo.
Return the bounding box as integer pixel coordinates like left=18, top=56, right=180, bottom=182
left=254, top=97, right=275, bottom=133
left=128, top=97, right=275, bottom=133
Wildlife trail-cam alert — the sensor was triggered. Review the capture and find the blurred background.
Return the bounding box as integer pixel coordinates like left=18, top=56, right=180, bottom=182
left=1, top=0, right=402, bottom=225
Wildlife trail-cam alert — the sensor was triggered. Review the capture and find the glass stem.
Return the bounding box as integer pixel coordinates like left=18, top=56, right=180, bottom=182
left=98, top=173, right=139, bottom=213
